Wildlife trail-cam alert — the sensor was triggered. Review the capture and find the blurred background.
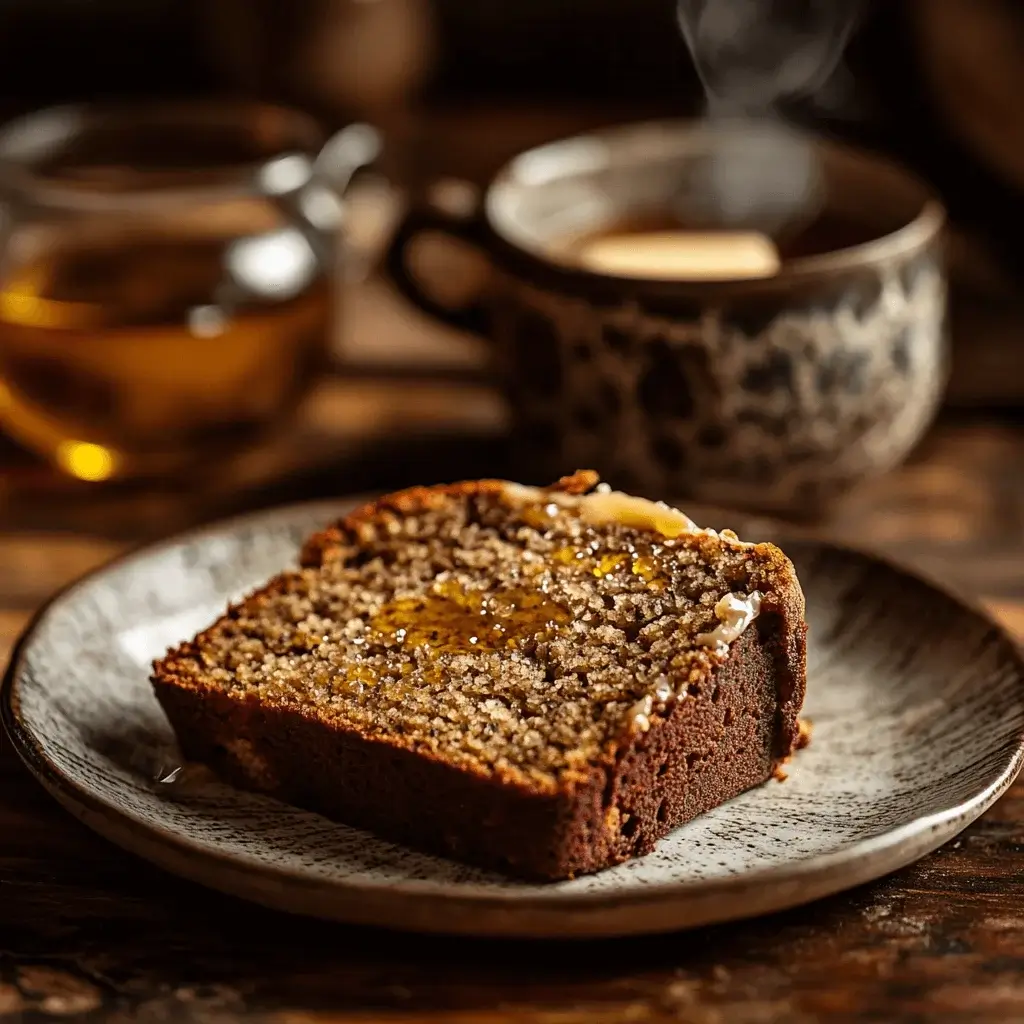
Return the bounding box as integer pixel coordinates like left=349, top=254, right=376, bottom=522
left=0, top=0, right=1019, bottom=558
left=3, top=0, right=1021, bottom=287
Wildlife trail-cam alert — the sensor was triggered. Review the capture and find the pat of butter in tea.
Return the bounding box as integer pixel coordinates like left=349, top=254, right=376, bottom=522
left=575, top=231, right=781, bottom=281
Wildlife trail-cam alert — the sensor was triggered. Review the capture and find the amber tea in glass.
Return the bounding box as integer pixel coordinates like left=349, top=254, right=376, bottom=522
left=0, top=103, right=371, bottom=482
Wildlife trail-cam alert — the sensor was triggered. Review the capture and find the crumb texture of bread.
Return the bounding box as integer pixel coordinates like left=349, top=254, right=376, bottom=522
left=152, top=473, right=807, bottom=881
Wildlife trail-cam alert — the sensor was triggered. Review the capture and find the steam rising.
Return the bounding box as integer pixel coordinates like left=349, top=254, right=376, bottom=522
left=675, top=0, right=862, bottom=238
left=677, top=0, right=861, bottom=115
left=672, top=120, right=820, bottom=238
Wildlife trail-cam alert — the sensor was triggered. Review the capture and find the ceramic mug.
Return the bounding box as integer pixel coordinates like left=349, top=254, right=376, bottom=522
left=385, top=119, right=947, bottom=514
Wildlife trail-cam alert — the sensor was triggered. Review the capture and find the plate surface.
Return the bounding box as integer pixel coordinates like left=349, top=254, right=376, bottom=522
left=4, top=500, right=1024, bottom=938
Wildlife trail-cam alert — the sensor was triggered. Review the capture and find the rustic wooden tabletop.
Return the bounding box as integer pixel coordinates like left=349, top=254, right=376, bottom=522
left=4, top=110, right=1024, bottom=1022
left=2, top=414, right=1024, bottom=1023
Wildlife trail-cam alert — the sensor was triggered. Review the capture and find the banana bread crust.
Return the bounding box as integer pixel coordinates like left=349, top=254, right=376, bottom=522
left=152, top=474, right=807, bottom=881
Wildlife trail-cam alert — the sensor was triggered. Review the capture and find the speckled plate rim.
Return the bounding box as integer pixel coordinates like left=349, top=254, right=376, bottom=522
left=4, top=499, right=1024, bottom=939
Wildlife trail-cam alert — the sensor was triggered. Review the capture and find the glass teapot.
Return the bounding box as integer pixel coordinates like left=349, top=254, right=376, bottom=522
left=0, top=101, right=379, bottom=483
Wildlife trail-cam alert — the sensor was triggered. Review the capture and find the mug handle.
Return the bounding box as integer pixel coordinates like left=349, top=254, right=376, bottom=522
left=384, top=182, right=493, bottom=339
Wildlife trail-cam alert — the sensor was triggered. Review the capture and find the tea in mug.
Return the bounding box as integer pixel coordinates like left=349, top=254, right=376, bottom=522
left=560, top=211, right=876, bottom=280
left=572, top=229, right=781, bottom=280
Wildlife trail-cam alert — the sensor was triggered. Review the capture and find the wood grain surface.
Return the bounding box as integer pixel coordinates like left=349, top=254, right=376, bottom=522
left=1, top=416, right=1023, bottom=1024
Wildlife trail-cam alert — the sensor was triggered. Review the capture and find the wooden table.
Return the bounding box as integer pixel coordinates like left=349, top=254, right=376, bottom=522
left=5, top=112, right=1024, bottom=1021
left=1, top=408, right=1024, bottom=1022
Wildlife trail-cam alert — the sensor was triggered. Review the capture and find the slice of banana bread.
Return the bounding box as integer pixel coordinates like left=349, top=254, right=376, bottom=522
left=152, top=471, right=807, bottom=881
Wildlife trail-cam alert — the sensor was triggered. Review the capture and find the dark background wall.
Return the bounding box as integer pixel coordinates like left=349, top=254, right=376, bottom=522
left=0, top=0, right=900, bottom=114
left=0, top=0, right=1019, bottom=281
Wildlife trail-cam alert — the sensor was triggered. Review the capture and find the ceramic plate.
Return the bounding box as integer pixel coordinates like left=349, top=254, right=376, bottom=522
left=4, top=500, right=1024, bottom=939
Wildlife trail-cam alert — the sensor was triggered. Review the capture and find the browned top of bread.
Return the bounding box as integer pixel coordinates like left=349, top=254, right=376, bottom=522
left=154, top=473, right=804, bottom=794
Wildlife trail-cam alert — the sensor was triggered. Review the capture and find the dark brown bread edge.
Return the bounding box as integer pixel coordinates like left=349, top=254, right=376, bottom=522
left=152, top=473, right=808, bottom=880
left=152, top=618, right=805, bottom=881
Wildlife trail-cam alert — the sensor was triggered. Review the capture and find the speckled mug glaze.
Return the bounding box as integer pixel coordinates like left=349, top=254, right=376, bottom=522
left=386, top=120, right=947, bottom=514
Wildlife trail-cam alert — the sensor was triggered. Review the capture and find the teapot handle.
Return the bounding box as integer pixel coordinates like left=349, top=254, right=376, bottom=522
left=260, top=123, right=383, bottom=269
left=315, top=123, right=383, bottom=195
